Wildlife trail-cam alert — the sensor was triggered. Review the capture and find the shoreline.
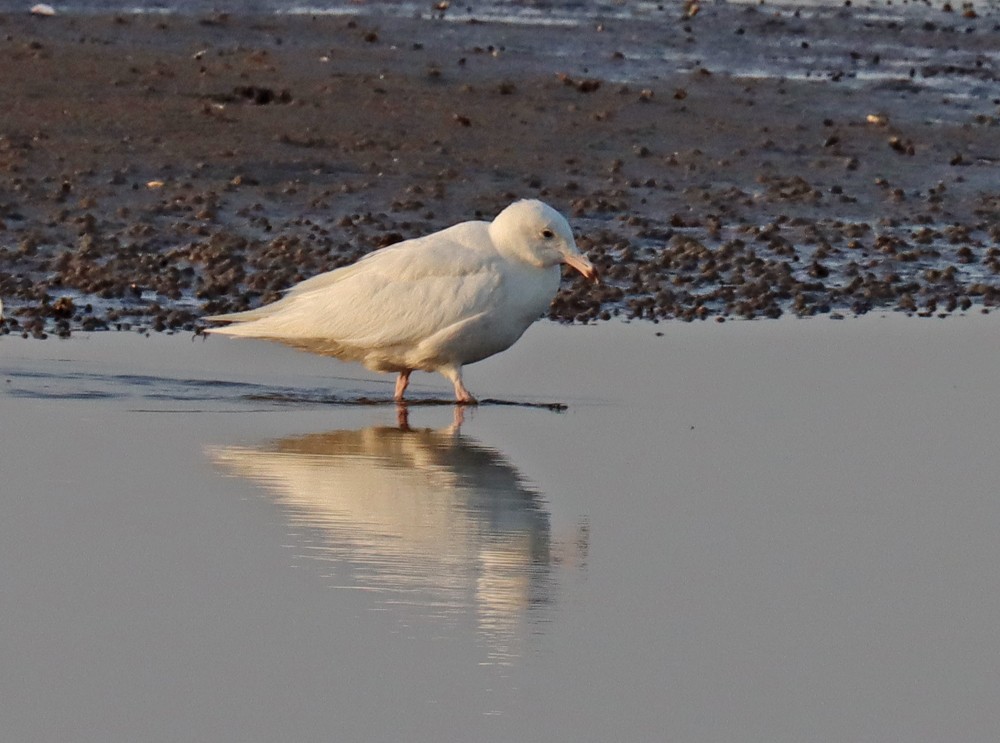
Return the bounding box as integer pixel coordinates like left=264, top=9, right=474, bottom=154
left=4, top=307, right=998, bottom=397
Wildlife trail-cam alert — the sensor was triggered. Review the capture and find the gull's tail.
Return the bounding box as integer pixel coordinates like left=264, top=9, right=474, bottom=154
left=202, top=297, right=293, bottom=336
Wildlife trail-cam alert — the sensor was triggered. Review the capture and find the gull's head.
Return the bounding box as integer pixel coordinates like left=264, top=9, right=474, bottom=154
left=491, top=199, right=599, bottom=283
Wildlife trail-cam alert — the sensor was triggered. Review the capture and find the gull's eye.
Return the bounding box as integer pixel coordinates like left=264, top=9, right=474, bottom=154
left=541, top=228, right=555, bottom=239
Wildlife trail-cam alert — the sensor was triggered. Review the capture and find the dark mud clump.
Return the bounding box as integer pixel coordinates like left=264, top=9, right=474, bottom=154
left=0, top=6, right=997, bottom=337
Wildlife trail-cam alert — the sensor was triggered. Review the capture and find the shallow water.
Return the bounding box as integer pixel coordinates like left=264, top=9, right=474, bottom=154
left=3, top=316, right=1000, bottom=742
left=42, top=0, right=1000, bottom=101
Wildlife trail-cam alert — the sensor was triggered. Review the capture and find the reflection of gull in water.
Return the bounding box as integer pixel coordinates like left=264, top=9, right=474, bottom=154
left=209, top=408, right=582, bottom=662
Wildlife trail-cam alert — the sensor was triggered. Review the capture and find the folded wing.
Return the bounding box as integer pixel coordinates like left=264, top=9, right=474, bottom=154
left=205, top=222, right=506, bottom=361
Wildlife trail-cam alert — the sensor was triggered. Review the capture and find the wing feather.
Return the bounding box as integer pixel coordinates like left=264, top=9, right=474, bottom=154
left=207, top=220, right=507, bottom=364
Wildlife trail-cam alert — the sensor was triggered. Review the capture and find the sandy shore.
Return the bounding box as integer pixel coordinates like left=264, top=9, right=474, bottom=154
left=0, top=6, right=997, bottom=336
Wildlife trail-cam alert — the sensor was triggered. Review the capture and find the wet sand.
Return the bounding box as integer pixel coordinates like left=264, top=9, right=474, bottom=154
left=3, top=315, right=1000, bottom=742
left=0, top=5, right=998, bottom=336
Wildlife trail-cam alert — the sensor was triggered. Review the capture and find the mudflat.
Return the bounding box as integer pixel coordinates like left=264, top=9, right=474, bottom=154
left=0, top=5, right=997, bottom=335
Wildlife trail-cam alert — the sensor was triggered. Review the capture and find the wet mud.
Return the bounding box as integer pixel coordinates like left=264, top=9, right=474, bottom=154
left=0, top=4, right=997, bottom=337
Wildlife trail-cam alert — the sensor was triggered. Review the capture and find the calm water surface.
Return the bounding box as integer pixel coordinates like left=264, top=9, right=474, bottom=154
left=2, top=316, right=1000, bottom=742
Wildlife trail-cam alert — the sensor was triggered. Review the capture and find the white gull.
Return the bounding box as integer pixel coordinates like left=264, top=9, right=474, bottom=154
left=204, top=199, right=598, bottom=403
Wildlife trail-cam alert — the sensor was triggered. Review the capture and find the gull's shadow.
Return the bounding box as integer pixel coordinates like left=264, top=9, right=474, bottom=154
left=0, top=366, right=567, bottom=410
left=244, top=393, right=569, bottom=411
left=208, top=406, right=586, bottom=662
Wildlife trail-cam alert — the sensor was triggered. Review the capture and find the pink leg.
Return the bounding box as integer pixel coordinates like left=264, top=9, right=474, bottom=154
left=441, top=365, right=477, bottom=404
left=394, top=370, right=411, bottom=401
left=453, top=379, right=477, bottom=405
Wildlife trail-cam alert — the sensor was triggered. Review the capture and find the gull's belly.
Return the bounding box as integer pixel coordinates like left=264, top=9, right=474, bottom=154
left=431, top=266, right=561, bottom=367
